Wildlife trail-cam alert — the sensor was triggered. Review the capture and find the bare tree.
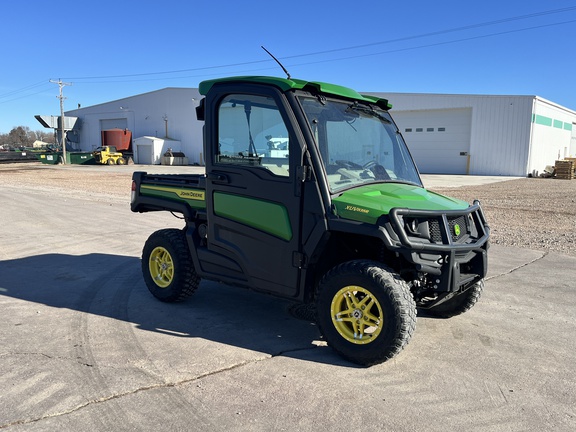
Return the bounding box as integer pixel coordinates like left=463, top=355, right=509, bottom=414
left=32, top=129, right=56, bottom=143
left=0, top=126, right=52, bottom=147
left=8, top=126, right=33, bottom=147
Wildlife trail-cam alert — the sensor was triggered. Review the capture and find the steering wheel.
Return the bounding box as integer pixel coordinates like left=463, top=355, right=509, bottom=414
left=370, top=164, right=391, bottom=180
left=335, top=159, right=363, bottom=170
left=363, top=160, right=377, bottom=170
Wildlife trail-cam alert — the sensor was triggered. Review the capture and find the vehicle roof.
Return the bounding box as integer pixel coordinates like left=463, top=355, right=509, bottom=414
left=198, top=76, right=391, bottom=109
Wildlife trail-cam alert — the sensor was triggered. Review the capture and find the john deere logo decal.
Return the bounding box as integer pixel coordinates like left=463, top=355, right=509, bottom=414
left=454, top=224, right=461, bottom=236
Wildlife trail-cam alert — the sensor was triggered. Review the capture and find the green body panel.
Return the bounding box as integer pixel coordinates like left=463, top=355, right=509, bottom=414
left=214, top=192, right=293, bottom=241
left=199, top=76, right=391, bottom=108
left=332, top=183, right=469, bottom=224
left=140, top=185, right=207, bottom=209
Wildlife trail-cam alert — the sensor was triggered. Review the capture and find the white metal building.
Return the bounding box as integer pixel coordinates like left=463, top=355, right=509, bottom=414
left=368, top=92, right=576, bottom=176
left=65, top=88, right=204, bottom=165
left=64, top=86, right=576, bottom=176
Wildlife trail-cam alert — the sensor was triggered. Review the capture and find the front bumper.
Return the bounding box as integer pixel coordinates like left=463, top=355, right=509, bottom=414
left=386, top=200, right=490, bottom=292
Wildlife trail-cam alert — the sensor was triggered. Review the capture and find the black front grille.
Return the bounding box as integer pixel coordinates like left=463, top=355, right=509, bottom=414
left=389, top=200, right=489, bottom=251
left=429, top=219, right=442, bottom=243
left=449, top=215, right=469, bottom=242
left=429, top=215, right=469, bottom=243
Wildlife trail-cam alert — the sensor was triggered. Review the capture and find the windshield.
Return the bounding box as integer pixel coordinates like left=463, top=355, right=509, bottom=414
left=298, top=96, right=422, bottom=193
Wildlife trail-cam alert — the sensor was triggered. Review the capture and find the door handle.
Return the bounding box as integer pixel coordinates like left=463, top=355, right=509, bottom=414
left=207, top=172, right=228, bottom=183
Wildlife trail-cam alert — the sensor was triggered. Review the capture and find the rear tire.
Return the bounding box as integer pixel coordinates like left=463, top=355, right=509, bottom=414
left=427, top=280, right=484, bottom=318
left=142, top=229, right=200, bottom=302
left=116, top=157, right=126, bottom=165
left=315, top=260, right=417, bottom=366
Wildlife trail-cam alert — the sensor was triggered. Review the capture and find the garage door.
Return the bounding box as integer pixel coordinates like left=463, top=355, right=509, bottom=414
left=393, top=108, right=472, bottom=174
left=100, top=118, right=127, bottom=131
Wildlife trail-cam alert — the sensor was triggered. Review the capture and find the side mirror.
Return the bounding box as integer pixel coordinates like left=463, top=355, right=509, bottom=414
left=196, top=98, right=206, bottom=121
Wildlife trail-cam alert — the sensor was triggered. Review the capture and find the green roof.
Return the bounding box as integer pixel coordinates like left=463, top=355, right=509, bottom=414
left=198, top=76, right=391, bottom=109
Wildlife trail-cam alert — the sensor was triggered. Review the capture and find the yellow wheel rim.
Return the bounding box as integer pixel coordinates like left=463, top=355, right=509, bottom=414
left=149, top=246, right=174, bottom=288
left=330, top=285, right=384, bottom=345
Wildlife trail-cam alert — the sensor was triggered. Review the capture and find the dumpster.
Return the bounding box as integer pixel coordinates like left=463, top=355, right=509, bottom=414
left=36, top=152, right=62, bottom=164
left=36, top=152, right=95, bottom=165
left=69, top=152, right=95, bottom=165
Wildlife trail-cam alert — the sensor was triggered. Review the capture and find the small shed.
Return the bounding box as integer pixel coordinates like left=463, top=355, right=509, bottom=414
left=133, top=136, right=182, bottom=165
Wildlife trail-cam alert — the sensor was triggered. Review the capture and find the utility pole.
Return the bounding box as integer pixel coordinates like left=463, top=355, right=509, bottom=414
left=50, top=79, right=72, bottom=164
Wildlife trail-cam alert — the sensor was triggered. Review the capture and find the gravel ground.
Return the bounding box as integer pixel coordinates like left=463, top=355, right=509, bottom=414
left=430, top=177, right=576, bottom=257
left=2, top=162, right=575, bottom=257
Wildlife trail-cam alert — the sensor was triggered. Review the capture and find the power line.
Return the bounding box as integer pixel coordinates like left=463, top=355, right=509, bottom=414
left=281, top=5, right=576, bottom=60
left=56, top=16, right=576, bottom=85
left=60, top=5, right=576, bottom=82
left=61, top=58, right=270, bottom=80
left=0, top=81, right=51, bottom=101
left=283, top=18, right=576, bottom=69
left=0, top=86, right=53, bottom=105
left=70, top=65, right=282, bottom=84
left=5, top=5, right=576, bottom=93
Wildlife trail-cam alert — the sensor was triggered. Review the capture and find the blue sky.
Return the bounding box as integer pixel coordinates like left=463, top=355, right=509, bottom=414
left=1, top=0, right=575, bottom=134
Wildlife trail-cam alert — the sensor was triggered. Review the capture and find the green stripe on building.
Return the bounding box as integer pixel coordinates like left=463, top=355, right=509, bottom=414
left=532, top=114, right=573, bottom=131
left=533, top=114, right=553, bottom=126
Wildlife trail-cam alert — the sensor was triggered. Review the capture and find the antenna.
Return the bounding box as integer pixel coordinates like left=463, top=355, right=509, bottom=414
left=261, top=46, right=291, bottom=80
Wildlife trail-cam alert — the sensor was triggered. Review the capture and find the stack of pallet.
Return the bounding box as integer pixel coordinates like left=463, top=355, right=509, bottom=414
left=555, top=159, right=575, bottom=180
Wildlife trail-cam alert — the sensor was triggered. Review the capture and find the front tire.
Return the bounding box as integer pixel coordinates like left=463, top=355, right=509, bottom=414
left=315, top=260, right=417, bottom=366
left=142, top=229, right=200, bottom=302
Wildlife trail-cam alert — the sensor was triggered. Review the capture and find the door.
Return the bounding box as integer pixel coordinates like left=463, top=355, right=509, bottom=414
left=394, top=108, right=472, bottom=174
left=100, top=118, right=128, bottom=130
left=202, top=86, right=303, bottom=297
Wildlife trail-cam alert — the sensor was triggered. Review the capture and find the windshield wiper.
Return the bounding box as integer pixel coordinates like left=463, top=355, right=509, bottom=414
left=346, top=103, right=391, bottom=124
left=386, top=179, right=422, bottom=187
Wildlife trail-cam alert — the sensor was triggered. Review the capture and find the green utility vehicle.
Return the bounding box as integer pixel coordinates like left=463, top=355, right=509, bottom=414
left=130, top=76, right=489, bottom=366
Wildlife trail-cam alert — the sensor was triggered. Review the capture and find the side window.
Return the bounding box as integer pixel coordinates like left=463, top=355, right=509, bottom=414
left=217, top=94, right=290, bottom=177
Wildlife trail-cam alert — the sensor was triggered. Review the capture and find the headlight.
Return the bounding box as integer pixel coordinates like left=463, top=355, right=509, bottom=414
left=405, top=217, right=419, bottom=234
left=403, top=217, right=431, bottom=241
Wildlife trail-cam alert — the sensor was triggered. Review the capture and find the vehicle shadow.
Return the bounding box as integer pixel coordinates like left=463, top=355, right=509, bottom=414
left=0, top=253, right=357, bottom=367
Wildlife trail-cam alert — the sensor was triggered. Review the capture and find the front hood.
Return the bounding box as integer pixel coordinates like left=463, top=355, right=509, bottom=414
left=332, top=183, right=470, bottom=224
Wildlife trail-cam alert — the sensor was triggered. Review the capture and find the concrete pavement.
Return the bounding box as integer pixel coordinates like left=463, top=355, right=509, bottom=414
left=421, top=174, right=521, bottom=188
left=24, top=161, right=522, bottom=188
left=0, top=174, right=574, bottom=431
